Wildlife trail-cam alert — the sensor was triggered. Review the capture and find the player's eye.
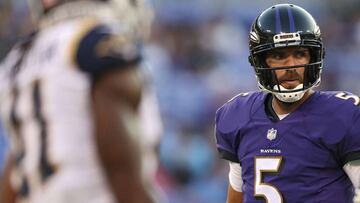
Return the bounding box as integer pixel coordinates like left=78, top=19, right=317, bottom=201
left=293, top=48, right=310, bottom=59
left=294, top=49, right=309, bottom=59
left=267, top=51, right=286, bottom=60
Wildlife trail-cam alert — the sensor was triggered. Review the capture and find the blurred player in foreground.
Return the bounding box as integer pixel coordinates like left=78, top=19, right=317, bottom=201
left=0, top=0, right=155, bottom=202
left=215, top=4, right=360, bottom=203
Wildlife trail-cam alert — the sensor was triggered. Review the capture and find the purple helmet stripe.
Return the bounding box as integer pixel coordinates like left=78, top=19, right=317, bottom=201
left=275, top=7, right=281, bottom=33
left=287, top=7, right=296, bottom=32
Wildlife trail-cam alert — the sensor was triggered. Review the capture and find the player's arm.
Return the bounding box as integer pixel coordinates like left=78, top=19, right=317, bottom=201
left=74, top=23, right=154, bottom=203
left=0, top=156, right=16, bottom=203
left=227, top=162, right=243, bottom=203
left=92, top=66, right=154, bottom=203
left=215, top=105, right=244, bottom=203
left=228, top=185, right=243, bottom=203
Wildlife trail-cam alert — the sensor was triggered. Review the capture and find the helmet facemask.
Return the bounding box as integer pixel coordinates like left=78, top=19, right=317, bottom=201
left=250, top=40, right=323, bottom=103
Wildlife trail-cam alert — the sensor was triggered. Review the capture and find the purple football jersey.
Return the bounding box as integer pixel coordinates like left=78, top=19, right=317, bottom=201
left=215, top=91, right=360, bottom=203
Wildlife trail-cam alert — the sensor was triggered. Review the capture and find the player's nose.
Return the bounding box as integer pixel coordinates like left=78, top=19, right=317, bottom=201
left=284, top=55, right=298, bottom=66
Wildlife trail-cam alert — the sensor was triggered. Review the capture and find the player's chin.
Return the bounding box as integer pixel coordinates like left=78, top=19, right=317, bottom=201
left=280, top=81, right=301, bottom=89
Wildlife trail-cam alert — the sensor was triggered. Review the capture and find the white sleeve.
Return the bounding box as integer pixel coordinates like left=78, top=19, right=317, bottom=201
left=229, top=162, right=243, bottom=192
left=343, top=160, right=360, bottom=188
left=344, top=161, right=360, bottom=203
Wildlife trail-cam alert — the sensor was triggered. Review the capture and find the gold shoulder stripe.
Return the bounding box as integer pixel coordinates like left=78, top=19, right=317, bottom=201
left=68, top=17, right=99, bottom=69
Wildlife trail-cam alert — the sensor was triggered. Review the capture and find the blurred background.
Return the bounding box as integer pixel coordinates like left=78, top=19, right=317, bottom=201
left=1, top=0, right=360, bottom=202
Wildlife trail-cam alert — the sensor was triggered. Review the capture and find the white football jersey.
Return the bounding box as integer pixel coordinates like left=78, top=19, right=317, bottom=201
left=0, top=2, right=140, bottom=203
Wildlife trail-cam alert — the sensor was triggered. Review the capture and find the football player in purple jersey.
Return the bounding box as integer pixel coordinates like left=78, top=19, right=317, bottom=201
left=215, top=4, right=360, bottom=203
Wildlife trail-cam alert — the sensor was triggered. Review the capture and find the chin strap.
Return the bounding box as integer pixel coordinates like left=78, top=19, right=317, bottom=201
left=273, top=84, right=306, bottom=103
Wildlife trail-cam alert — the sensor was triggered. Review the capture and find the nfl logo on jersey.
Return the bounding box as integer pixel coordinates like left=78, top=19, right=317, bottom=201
left=267, top=128, right=277, bottom=141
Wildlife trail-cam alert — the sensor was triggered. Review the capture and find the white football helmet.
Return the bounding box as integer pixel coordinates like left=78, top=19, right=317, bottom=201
left=27, top=0, right=153, bottom=40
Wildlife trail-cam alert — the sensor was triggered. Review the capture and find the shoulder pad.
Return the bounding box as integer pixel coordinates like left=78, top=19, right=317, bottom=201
left=72, top=22, right=141, bottom=77
left=304, top=91, right=360, bottom=142
left=312, top=91, right=360, bottom=116
left=216, top=91, right=263, bottom=134
left=214, top=91, right=264, bottom=162
left=333, top=91, right=360, bottom=106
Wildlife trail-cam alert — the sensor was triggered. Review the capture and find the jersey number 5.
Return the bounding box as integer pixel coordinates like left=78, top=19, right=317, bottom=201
left=254, top=157, right=283, bottom=203
left=335, top=92, right=360, bottom=106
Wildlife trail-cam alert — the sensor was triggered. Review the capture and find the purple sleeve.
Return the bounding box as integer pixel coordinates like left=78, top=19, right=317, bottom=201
left=339, top=109, right=360, bottom=165
left=214, top=106, right=239, bottom=163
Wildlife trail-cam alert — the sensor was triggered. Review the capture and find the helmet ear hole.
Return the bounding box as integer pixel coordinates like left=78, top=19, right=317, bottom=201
left=248, top=56, right=254, bottom=66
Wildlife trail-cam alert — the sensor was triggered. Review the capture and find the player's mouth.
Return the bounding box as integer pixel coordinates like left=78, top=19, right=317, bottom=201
left=280, top=79, right=301, bottom=89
